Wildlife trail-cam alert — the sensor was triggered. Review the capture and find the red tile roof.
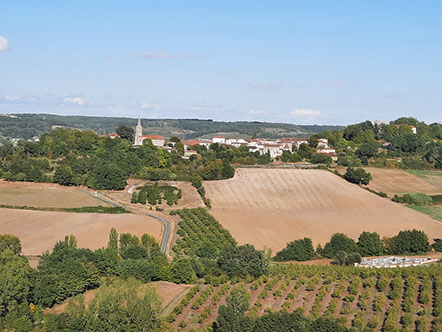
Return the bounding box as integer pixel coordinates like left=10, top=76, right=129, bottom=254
left=141, top=135, right=164, bottom=140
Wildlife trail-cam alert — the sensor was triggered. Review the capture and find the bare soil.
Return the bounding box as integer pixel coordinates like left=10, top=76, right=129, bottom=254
left=0, top=208, right=162, bottom=255
left=204, top=168, right=442, bottom=253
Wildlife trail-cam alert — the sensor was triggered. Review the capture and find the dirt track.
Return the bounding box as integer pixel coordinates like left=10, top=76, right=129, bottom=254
left=204, top=168, right=442, bottom=253
left=0, top=208, right=162, bottom=255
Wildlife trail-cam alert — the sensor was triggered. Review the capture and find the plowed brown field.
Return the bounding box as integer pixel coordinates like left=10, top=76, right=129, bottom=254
left=365, top=167, right=442, bottom=196
left=204, top=168, right=442, bottom=253
left=0, top=208, right=162, bottom=255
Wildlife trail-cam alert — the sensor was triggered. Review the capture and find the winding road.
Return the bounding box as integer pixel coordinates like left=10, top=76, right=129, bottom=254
left=80, top=189, right=170, bottom=253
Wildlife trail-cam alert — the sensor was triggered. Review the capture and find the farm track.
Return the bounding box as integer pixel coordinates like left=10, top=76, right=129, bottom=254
left=80, top=189, right=171, bottom=253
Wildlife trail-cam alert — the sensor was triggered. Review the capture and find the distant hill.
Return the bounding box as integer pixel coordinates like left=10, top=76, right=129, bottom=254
left=0, top=113, right=344, bottom=140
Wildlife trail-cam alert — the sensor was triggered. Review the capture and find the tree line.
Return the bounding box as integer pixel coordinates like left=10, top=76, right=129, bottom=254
left=274, top=229, right=440, bottom=264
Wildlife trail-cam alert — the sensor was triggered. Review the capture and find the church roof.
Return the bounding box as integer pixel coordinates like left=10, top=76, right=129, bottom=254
left=141, top=135, right=164, bottom=140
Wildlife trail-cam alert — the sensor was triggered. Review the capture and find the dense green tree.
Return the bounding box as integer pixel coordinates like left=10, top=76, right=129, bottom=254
left=86, top=161, right=127, bottom=190
left=213, top=284, right=251, bottom=332
left=343, top=167, right=372, bottom=185
left=0, top=250, right=33, bottom=318
left=322, top=233, right=359, bottom=258
left=218, top=244, right=268, bottom=278
left=356, top=141, right=379, bottom=158
left=332, top=250, right=361, bottom=265
left=0, top=234, right=22, bottom=255
left=54, top=166, right=76, bottom=186
left=298, top=143, right=315, bottom=160
left=391, top=230, right=430, bottom=255
left=274, top=237, right=315, bottom=262
left=172, top=258, right=197, bottom=284
left=116, top=125, right=135, bottom=142
left=45, top=278, right=162, bottom=332
left=310, top=153, right=332, bottom=165
left=357, top=231, right=384, bottom=256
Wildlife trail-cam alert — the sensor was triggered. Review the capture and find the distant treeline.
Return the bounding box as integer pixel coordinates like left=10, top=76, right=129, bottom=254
left=0, top=113, right=343, bottom=140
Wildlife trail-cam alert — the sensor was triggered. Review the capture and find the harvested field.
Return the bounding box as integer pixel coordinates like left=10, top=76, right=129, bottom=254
left=364, top=168, right=442, bottom=196
left=204, top=168, right=442, bottom=253
left=0, top=180, right=110, bottom=208
left=106, top=179, right=204, bottom=210
left=0, top=208, right=162, bottom=255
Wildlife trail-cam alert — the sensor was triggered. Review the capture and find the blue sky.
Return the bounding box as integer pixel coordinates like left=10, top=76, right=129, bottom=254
left=0, top=1, right=441, bottom=125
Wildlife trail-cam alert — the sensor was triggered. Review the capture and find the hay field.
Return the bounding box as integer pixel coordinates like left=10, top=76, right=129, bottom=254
left=0, top=180, right=110, bottom=208
left=365, top=168, right=442, bottom=196
left=204, top=168, right=442, bottom=253
left=0, top=208, right=162, bottom=255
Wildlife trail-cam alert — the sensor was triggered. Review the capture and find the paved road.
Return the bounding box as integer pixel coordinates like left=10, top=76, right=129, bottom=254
left=80, top=189, right=170, bottom=253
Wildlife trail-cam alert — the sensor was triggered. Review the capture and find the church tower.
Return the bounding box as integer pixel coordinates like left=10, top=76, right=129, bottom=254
left=134, top=116, right=143, bottom=145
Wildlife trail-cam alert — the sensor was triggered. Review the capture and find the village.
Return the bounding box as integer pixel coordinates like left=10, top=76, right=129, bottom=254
left=106, top=117, right=338, bottom=160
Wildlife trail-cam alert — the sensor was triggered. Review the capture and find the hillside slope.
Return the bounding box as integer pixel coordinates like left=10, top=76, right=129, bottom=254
left=204, top=168, right=442, bottom=252
left=0, top=113, right=343, bottom=140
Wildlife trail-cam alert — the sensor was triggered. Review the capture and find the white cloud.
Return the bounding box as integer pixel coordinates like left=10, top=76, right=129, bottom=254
left=290, top=109, right=321, bottom=119
left=0, top=36, right=9, bottom=53
left=64, top=97, right=86, bottom=106
left=131, top=51, right=199, bottom=59
left=249, top=109, right=269, bottom=115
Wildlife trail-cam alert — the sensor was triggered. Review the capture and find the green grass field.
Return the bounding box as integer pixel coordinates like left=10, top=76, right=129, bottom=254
left=408, top=205, right=442, bottom=222
left=405, top=169, right=442, bottom=179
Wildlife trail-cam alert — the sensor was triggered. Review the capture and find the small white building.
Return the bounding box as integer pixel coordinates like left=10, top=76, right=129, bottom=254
left=212, top=136, right=226, bottom=144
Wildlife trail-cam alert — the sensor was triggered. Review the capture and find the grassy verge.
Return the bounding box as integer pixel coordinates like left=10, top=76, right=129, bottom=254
left=404, top=169, right=442, bottom=179
left=0, top=204, right=130, bottom=214
left=407, top=205, right=442, bottom=222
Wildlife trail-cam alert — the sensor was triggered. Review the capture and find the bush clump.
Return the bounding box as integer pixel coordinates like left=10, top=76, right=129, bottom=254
left=392, top=193, right=433, bottom=206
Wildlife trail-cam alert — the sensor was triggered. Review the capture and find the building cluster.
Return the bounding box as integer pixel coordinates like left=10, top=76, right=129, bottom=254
left=109, top=117, right=338, bottom=160
left=182, top=136, right=337, bottom=160
left=355, top=256, right=437, bottom=268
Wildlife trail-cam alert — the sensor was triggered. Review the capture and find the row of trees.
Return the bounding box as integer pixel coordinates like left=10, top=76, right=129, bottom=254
left=275, top=229, right=436, bottom=264
left=213, top=284, right=351, bottom=332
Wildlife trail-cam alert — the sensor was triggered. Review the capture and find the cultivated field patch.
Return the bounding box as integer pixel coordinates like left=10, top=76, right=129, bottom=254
left=0, top=208, right=162, bottom=255
left=365, top=167, right=442, bottom=196
left=0, top=180, right=110, bottom=208
left=166, top=265, right=442, bottom=331
left=204, top=168, right=442, bottom=253
left=106, top=179, right=205, bottom=210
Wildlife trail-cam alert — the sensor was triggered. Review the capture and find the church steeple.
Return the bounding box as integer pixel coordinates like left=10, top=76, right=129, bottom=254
left=134, top=116, right=143, bottom=145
